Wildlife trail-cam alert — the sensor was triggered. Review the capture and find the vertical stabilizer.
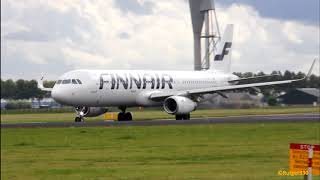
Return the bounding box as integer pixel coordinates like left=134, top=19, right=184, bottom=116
left=212, top=24, right=234, bottom=73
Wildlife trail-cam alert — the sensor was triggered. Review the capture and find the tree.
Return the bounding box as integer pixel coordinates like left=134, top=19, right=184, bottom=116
left=15, top=79, right=26, bottom=99
left=15, top=79, right=41, bottom=99
left=1, top=79, right=17, bottom=99
left=44, top=81, right=56, bottom=88
left=308, top=75, right=320, bottom=88
left=267, top=97, right=278, bottom=106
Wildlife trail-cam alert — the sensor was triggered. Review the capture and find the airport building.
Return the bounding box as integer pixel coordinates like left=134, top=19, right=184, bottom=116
left=1, top=98, right=62, bottom=110
left=1, top=99, right=7, bottom=110
left=31, top=98, right=62, bottom=109
left=277, top=88, right=320, bottom=105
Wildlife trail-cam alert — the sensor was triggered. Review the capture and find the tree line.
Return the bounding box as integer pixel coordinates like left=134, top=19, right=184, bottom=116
left=1, top=71, right=319, bottom=100
left=1, top=79, right=55, bottom=99
left=233, top=70, right=319, bottom=96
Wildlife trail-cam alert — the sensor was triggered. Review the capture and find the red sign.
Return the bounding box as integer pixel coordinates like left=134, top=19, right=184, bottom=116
left=290, top=143, right=320, bottom=151
left=289, top=143, right=320, bottom=175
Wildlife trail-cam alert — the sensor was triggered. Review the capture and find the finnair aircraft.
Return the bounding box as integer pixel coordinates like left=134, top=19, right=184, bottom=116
left=38, top=25, right=316, bottom=122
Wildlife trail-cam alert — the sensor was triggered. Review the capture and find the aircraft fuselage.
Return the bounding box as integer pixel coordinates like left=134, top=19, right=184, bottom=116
left=52, top=69, right=237, bottom=107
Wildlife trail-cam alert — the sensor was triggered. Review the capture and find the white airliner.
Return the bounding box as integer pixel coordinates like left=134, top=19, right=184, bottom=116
left=38, top=25, right=317, bottom=122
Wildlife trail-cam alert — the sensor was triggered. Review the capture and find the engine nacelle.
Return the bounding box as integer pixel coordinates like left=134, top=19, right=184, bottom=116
left=163, top=96, right=197, bottom=115
left=79, top=107, right=108, bottom=117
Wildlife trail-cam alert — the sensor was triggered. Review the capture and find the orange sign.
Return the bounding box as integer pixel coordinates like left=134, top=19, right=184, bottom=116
left=289, top=143, right=320, bottom=175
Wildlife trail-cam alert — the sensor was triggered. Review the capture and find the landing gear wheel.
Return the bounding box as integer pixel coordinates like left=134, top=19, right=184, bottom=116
left=176, top=115, right=183, bottom=120
left=75, top=117, right=81, bottom=122
left=117, top=106, right=133, bottom=121
left=118, top=112, right=124, bottom=121
left=175, top=114, right=190, bottom=120
left=118, top=112, right=133, bottom=121
left=184, top=114, right=190, bottom=120
left=124, top=112, right=133, bottom=121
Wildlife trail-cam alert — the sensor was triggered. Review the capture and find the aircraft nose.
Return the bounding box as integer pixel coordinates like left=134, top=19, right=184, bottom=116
left=52, top=87, right=66, bottom=104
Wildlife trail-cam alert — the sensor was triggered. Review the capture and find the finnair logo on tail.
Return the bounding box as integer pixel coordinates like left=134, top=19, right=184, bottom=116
left=214, top=42, right=232, bottom=61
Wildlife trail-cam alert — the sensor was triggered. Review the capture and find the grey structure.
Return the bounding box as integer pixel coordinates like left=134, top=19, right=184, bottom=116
left=189, top=0, right=219, bottom=70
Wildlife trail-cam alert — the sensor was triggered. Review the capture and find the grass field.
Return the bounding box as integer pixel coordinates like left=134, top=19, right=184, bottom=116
left=1, top=123, right=320, bottom=179
left=1, top=106, right=319, bottom=123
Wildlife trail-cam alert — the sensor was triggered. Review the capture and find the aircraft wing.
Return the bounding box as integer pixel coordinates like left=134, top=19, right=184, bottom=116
left=37, top=76, right=53, bottom=92
left=228, top=74, right=280, bottom=83
left=150, top=59, right=317, bottom=101
left=150, top=79, right=299, bottom=100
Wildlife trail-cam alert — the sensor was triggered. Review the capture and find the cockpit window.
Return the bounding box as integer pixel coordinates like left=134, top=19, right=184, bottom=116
left=76, top=79, right=82, bottom=84
left=62, top=79, right=71, bottom=84
left=59, top=79, right=81, bottom=85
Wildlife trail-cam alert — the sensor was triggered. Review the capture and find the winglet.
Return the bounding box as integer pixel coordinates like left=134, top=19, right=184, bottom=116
left=306, top=58, right=317, bottom=78
left=37, top=76, right=53, bottom=92
left=37, top=76, right=44, bottom=89
left=294, top=58, right=318, bottom=82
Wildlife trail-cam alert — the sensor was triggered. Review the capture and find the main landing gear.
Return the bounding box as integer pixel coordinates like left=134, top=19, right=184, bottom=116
left=175, top=114, right=190, bottom=120
left=118, top=106, right=133, bottom=121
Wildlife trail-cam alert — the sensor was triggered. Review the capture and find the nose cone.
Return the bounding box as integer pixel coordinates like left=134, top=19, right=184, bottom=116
left=52, top=87, right=67, bottom=105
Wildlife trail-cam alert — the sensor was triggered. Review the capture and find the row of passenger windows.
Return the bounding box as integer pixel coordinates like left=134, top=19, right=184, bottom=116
left=55, top=79, right=211, bottom=85
left=182, top=80, right=214, bottom=84
left=56, top=79, right=82, bottom=85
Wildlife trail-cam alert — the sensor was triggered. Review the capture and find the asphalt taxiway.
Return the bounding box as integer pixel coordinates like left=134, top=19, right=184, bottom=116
left=1, top=113, right=319, bottom=128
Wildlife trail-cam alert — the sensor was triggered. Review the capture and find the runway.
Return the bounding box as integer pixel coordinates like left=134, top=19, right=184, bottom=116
left=1, top=113, right=319, bottom=128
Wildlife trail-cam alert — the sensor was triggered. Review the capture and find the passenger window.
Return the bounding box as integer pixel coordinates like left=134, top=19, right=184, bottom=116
left=62, top=79, right=71, bottom=84
left=72, top=79, right=78, bottom=84
left=56, top=80, right=62, bottom=84
left=76, top=79, right=82, bottom=84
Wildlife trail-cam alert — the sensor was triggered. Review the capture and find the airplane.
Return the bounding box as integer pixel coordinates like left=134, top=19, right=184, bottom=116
left=37, top=24, right=317, bottom=122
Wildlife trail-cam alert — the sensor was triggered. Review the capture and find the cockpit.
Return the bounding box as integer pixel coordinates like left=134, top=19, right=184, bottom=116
left=55, top=79, right=82, bottom=85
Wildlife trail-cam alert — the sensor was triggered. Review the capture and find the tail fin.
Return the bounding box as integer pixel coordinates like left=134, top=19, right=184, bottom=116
left=212, top=24, right=234, bottom=73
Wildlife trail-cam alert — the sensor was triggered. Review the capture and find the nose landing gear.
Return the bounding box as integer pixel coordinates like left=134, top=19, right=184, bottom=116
left=118, top=106, right=133, bottom=121
left=75, top=107, right=85, bottom=122
left=75, top=116, right=84, bottom=122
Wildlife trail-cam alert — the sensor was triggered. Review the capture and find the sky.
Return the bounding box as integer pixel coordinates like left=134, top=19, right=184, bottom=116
left=1, top=0, right=319, bottom=80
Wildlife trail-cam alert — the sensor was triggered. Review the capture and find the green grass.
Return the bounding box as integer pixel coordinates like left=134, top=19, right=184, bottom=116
left=1, top=123, right=320, bottom=179
left=1, top=106, right=319, bottom=124
left=1, top=107, right=75, bottom=114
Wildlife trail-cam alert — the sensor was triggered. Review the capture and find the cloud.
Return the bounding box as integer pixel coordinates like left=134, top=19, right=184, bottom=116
left=62, top=47, right=112, bottom=68
left=216, top=4, right=319, bottom=73
left=1, top=0, right=319, bottom=80
left=115, top=0, right=155, bottom=15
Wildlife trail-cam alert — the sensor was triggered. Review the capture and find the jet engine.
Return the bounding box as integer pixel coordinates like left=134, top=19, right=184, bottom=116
left=163, top=96, right=197, bottom=115
left=76, top=107, right=108, bottom=117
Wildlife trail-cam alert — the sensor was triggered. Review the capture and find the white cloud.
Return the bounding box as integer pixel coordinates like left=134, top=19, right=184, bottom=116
left=283, top=22, right=303, bottom=44
left=62, top=47, right=112, bottom=68
left=1, top=0, right=319, bottom=80
left=216, top=4, right=319, bottom=74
